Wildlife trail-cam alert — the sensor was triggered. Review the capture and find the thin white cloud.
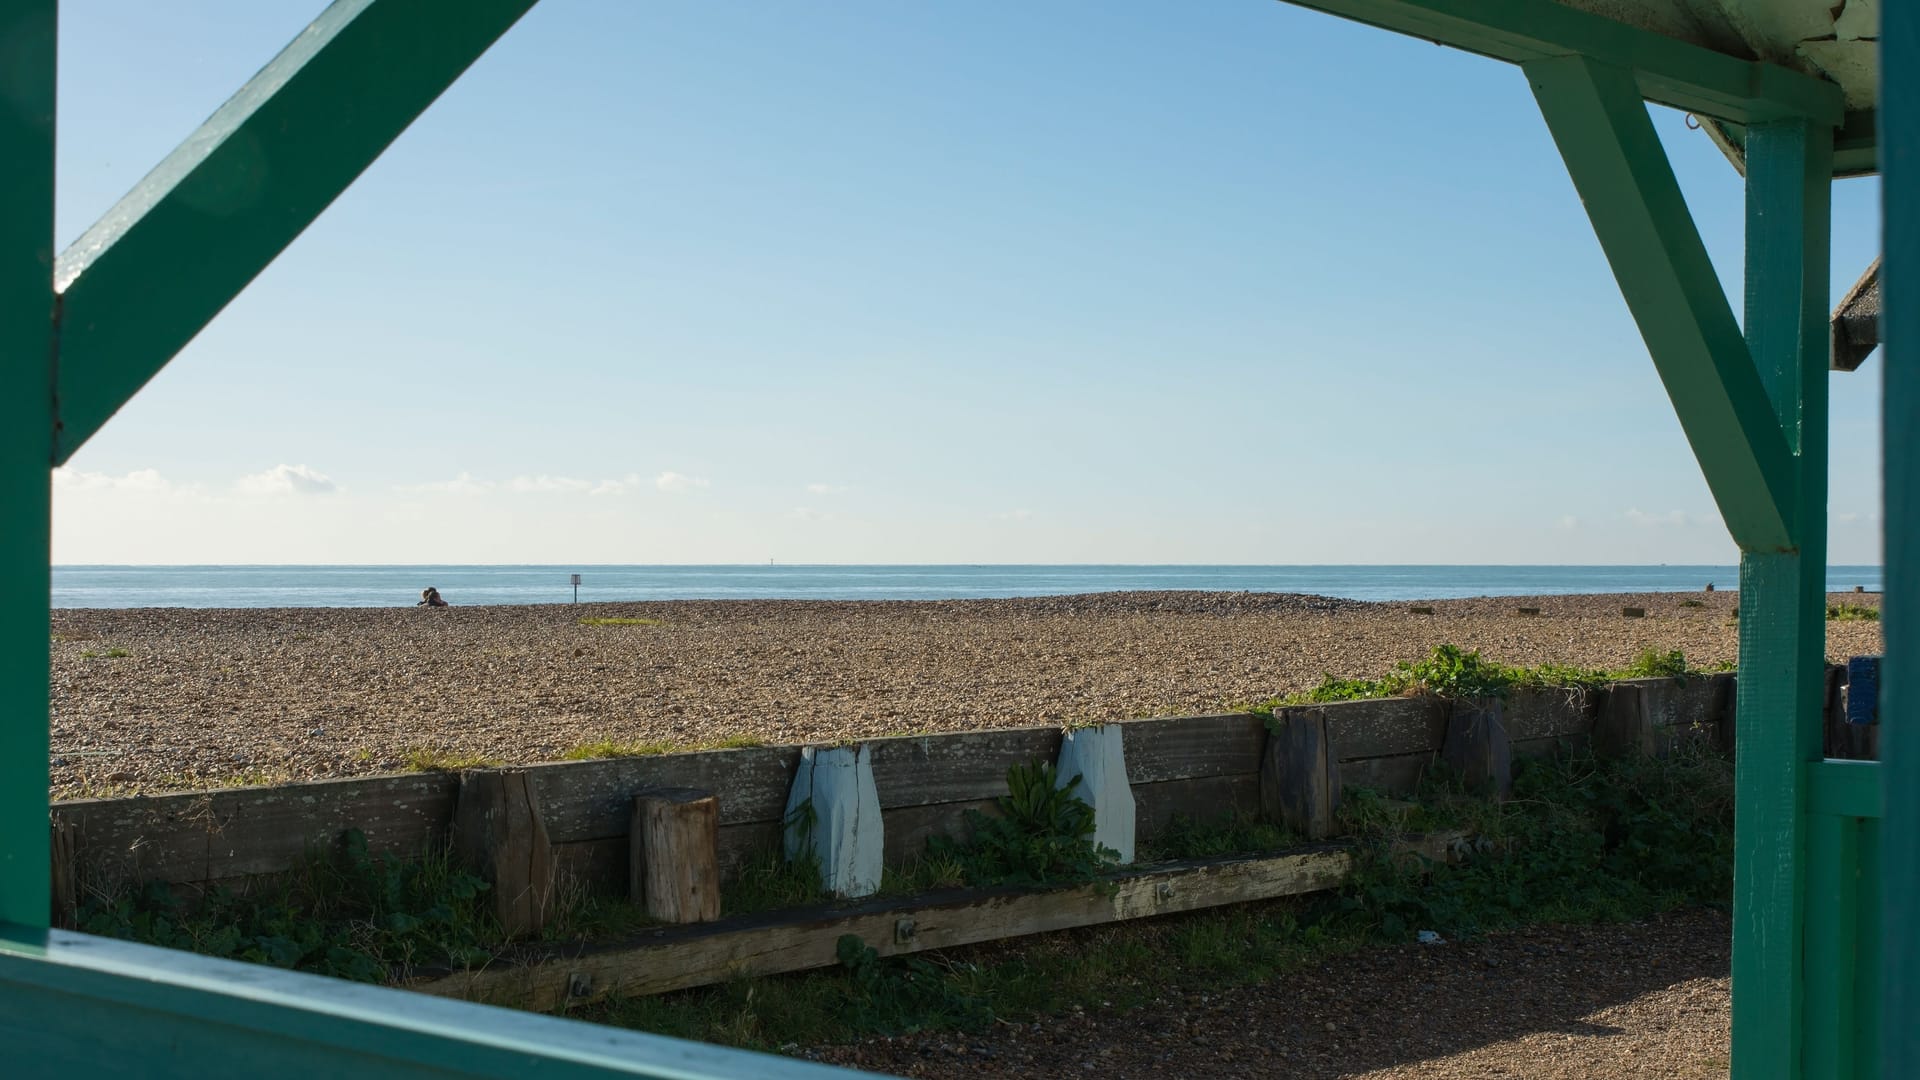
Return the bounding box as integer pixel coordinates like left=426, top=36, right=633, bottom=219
left=789, top=506, right=832, bottom=521
left=397, top=472, right=494, bottom=495
left=805, top=482, right=848, bottom=495
left=237, top=464, right=336, bottom=496
left=994, top=509, right=1033, bottom=521
left=508, top=475, right=594, bottom=494
left=54, top=467, right=173, bottom=493
left=1557, top=515, right=1580, bottom=531
left=1624, top=508, right=1690, bottom=528
left=590, top=473, right=644, bottom=496
left=656, top=471, right=710, bottom=493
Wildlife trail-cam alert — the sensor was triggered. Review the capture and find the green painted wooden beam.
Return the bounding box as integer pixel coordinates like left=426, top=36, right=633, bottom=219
left=1527, top=54, right=1799, bottom=553
left=1879, top=4, right=1919, bottom=1073
left=1807, top=759, right=1885, bottom=819
left=1278, top=0, right=1843, bottom=125
left=1730, top=114, right=1832, bottom=1080
left=0, top=0, right=56, bottom=930
left=51, top=0, right=538, bottom=464
left=0, top=925, right=880, bottom=1079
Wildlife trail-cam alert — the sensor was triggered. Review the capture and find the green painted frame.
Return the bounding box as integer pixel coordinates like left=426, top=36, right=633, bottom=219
left=0, top=0, right=1897, bottom=1075
left=1878, top=3, right=1916, bottom=1075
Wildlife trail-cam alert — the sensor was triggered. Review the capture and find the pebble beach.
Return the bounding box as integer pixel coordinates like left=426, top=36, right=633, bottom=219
left=49, top=590, right=1882, bottom=801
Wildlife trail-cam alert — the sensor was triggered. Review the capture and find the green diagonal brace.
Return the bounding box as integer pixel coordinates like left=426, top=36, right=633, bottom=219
left=1279, top=0, right=1842, bottom=125
left=1527, top=54, right=1798, bottom=553
left=51, top=0, right=538, bottom=464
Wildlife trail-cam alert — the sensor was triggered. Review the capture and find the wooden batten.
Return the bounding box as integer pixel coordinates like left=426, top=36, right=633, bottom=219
left=1260, top=710, right=1341, bottom=840
left=630, top=788, right=721, bottom=924
left=1441, top=699, right=1512, bottom=800
left=452, top=768, right=556, bottom=937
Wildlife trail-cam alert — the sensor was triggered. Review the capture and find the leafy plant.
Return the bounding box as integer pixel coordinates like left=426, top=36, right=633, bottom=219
left=1827, top=602, right=1880, bottom=622
left=1248, top=644, right=1710, bottom=712
left=928, top=761, right=1119, bottom=887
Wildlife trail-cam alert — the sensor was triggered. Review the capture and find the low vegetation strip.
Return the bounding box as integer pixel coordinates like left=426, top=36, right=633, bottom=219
left=1251, top=644, right=1721, bottom=709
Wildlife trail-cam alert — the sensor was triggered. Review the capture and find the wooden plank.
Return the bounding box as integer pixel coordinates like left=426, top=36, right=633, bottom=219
left=529, top=747, right=799, bottom=844
left=1511, top=734, right=1585, bottom=759
left=1309, top=697, right=1445, bottom=760
left=409, top=831, right=1470, bottom=1011
left=1133, top=774, right=1261, bottom=834
left=406, top=848, right=1356, bottom=1011
left=551, top=822, right=775, bottom=897
left=880, top=799, right=997, bottom=866
left=51, top=772, right=458, bottom=887
left=1339, top=753, right=1432, bottom=796
left=1504, top=686, right=1594, bottom=741
left=1115, top=714, right=1267, bottom=783
left=866, top=727, right=1056, bottom=809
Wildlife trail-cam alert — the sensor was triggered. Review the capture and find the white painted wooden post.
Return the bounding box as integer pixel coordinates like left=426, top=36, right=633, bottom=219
left=1056, top=725, right=1135, bottom=864
left=783, top=744, right=883, bottom=898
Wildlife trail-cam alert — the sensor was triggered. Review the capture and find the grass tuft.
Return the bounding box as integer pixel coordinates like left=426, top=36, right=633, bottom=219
left=401, top=748, right=504, bottom=772
left=1826, top=602, right=1880, bottom=622
left=579, top=617, right=663, bottom=627
left=1242, top=643, right=1709, bottom=714
left=562, top=740, right=675, bottom=761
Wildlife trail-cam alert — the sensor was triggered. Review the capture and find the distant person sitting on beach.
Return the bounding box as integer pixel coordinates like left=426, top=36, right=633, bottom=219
left=417, top=587, right=450, bottom=608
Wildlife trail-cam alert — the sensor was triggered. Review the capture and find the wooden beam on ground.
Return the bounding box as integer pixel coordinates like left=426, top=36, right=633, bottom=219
left=1277, top=0, right=1842, bottom=125
left=630, top=789, right=720, bottom=924
left=49, top=0, right=538, bottom=463
left=407, top=834, right=1462, bottom=1012
left=1527, top=54, right=1799, bottom=553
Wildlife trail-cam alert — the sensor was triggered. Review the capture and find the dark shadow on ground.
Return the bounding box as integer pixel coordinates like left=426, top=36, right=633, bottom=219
left=806, top=907, right=1730, bottom=1079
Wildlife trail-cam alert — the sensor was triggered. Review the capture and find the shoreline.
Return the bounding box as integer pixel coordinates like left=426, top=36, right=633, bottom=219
left=50, top=590, right=1881, bottom=800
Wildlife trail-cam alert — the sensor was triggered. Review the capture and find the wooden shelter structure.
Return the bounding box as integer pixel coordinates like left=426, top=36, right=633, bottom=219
left=0, top=1, right=1910, bottom=1077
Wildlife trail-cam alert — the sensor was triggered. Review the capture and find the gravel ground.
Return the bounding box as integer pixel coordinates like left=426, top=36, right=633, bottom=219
left=49, top=590, right=1880, bottom=800
left=806, top=908, right=1733, bottom=1079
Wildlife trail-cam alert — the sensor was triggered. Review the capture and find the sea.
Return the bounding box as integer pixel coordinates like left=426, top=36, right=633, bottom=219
left=49, top=564, right=1885, bottom=609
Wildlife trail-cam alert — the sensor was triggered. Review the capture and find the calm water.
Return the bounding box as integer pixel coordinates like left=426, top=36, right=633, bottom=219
left=49, top=565, right=1884, bottom=608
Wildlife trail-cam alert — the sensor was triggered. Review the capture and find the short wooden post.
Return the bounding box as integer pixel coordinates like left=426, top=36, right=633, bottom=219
left=1441, top=698, right=1511, bottom=799
left=452, top=768, right=556, bottom=937
left=48, top=815, right=76, bottom=930
left=1594, top=683, right=1657, bottom=759
left=784, top=744, right=883, bottom=898
left=1259, top=710, right=1341, bottom=840
left=630, top=788, right=720, bottom=924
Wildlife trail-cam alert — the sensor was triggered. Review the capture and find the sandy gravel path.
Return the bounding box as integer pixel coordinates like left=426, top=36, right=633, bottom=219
left=807, top=908, right=1732, bottom=1079
left=49, top=590, right=1879, bottom=800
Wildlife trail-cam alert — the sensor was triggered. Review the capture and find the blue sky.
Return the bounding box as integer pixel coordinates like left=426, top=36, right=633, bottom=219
left=49, top=1, right=1884, bottom=565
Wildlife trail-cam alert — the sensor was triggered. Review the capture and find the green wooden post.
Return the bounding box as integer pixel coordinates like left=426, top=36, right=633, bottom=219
left=1734, top=115, right=1832, bottom=1080
left=1881, top=3, right=1918, bottom=1073
left=0, top=0, right=56, bottom=930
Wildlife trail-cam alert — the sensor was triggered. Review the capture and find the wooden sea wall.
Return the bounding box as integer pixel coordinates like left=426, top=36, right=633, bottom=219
left=50, top=673, right=1751, bottom=902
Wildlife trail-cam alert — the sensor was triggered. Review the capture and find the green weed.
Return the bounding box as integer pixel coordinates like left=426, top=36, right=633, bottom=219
left=562, top=739, right=675, bottom=761
left=926, top=761, right=1119, bottom=888
left=1827, top=602, right=1880, bottom=622
left=1246, top=643, right=1708, bottom=713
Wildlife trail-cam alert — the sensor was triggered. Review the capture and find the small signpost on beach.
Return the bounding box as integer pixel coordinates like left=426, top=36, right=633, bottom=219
left=570, top=573, right=581, bottom=603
